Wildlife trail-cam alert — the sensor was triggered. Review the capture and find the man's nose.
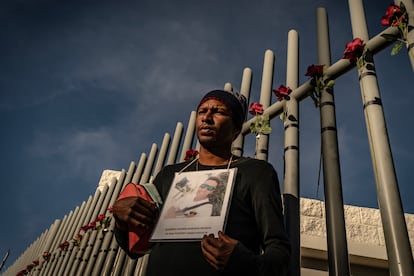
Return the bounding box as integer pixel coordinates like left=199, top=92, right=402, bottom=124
left=202, top=110, right=214, bottom=123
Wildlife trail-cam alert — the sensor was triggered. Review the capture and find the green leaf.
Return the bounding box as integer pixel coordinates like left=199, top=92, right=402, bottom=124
left=391, top=42, right=403, bottom=55
left=261, top=126, right=272, bottom=134
left=381, top=33, right=399, bottom=41
left=326, top=80, right=335, bottom=87
left=249, top=124, right=256, bottom=133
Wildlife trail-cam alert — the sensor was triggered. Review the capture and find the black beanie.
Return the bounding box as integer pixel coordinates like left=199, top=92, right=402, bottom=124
left=197, top=89, right=247, bottom=130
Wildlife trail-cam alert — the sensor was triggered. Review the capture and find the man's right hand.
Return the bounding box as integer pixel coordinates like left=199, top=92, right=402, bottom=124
left=112, top=197, right=158, bottom=231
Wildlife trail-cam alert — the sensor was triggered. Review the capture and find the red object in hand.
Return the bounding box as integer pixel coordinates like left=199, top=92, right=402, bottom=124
left=116, top=183, right=155, bottom=254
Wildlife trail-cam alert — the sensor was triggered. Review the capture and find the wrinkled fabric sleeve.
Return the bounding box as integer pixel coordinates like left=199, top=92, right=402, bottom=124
left=223, top=162, right=291, bottom=276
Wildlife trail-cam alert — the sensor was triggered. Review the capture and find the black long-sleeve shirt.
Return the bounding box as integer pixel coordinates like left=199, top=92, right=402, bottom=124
left=115, top=157, right=291, bottom=276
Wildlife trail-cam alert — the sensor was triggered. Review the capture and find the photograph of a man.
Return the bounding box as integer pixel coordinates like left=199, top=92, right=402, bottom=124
left=164, top=172, right=228, bottom=218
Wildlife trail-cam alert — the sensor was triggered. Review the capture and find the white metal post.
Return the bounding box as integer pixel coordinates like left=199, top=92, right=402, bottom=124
left=349, top=0, right=414, bottom=275
left=283, top=29, right=301, bottom=276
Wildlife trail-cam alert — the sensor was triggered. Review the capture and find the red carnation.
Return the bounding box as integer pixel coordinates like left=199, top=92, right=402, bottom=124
left=343, top=38, right=365, bottom=63
left=272, top=85, right=292, bottom=101
left=58, top=241, right=70, bottom=250
left=305, top=64, right=324, bottom=78
left=381, top=4, right=405, bottom=27
left=248, top=102, right=264, bottom=115
left=96, top=214, right=106, bottom=222
left=184, top=149, right=199, bottom=161
left=42, top=251, right=51, bottom=261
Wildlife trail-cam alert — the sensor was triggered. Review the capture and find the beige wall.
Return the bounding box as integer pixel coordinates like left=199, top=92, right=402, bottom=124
left=300, top=198, right=414, bottom=275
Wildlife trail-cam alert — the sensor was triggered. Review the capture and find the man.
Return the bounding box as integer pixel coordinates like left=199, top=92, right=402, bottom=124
left=113, top=89, right=291, bottom=275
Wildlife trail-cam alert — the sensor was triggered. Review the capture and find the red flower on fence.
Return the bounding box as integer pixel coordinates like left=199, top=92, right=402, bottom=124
left=304, top=64, right=335, bottom=107
left=80, top=221, right=97, bottom=231
left=380, top=2, right=409, bottom=56
left=42, top=251, right=51, bottom=261
left=343, top=38, right=365, bottom=63
left=381, top=4, right=406, bottom=27
left=249, top=102, right=264, bottom=115
left=95, top=214, right=112, bottom=232
left=25, top=264, right=35, bottom=272
left=184, top=149, right=199, bottom=161
left=73, top=233, right=83, bottom=247
left=305, top=64, right=324, bottom=78
left=32, top=260, right=39, bottom=266
left=272, top=85, right=292, bottom=102
left=58, top=241, right=70, bottom=251
left=248, top=102, right=271, bottom=137
left=96, top=214, right=106, bottom=222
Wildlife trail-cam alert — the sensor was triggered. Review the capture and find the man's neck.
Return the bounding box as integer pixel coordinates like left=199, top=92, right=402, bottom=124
left=197, top=147, right=233, bottom=166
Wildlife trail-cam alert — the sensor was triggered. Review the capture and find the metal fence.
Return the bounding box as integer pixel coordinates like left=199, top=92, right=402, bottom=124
left=2, top=0, right=414, bottom=275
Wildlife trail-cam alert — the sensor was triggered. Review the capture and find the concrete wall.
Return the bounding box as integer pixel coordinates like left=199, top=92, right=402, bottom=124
left=300, top=198, right=414, bottom=275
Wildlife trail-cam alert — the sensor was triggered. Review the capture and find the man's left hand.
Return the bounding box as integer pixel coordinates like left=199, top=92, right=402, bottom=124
left=201, top=231, right=238, bottom=270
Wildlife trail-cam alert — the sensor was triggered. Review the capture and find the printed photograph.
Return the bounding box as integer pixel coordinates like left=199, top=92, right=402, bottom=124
left=150, top=168, right=237, bottom=241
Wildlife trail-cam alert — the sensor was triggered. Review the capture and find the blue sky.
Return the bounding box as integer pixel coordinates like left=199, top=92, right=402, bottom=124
left=1, top=0, right=413, bottom=269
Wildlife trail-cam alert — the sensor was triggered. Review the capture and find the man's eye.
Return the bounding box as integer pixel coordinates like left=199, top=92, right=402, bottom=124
left=217, top=110, right=228, bottom=115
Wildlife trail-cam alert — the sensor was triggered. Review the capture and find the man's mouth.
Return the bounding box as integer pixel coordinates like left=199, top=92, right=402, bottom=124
left=199, top=126, right=215, bottom=135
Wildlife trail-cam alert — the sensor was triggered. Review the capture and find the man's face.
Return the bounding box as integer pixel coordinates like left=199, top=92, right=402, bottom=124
left=196, top=99, right=238, bottom=148
left=193, top=179, right=218, bottom=201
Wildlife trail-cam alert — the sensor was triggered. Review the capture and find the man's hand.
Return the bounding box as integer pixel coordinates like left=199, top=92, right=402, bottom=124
left=201, top=231, right=238, bottom=270
left=112, top=197, right=158, bottom=231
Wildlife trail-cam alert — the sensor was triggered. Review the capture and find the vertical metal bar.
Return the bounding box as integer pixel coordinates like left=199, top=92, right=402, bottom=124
left=179, top=111, right=197, bottom=162
left=132, top=154, right=147, bottom=184
left=153, top=133, right=171, bottom=177
left=349, top=0, right=414, bottom=275
left=166, top=123, right=184, bottom=165
left=223, top=82, right=232, bottom=91
left=232, top=67, right=252, bottom=157
left=256, top=50, right=275, bottom=161
left=124, top=161, right=137, bottom=186
left=283, top=29, right=301, bottom=276
left=317, top=7, right=350, bottom=276
left=140, top=144, right=158, bottom=184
